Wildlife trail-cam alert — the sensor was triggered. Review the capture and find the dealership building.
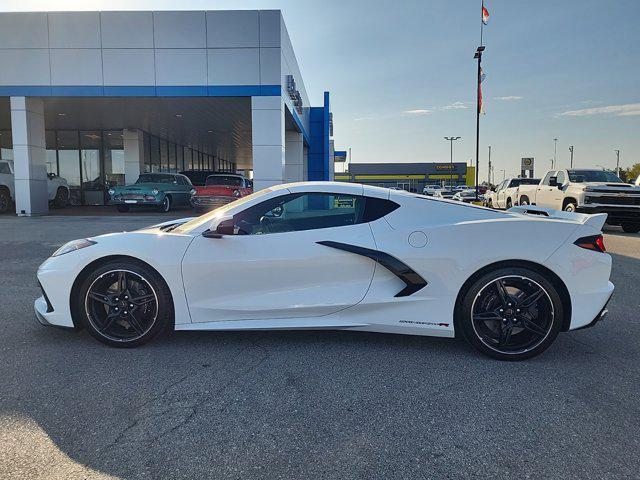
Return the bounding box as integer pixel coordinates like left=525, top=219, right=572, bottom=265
left=0, top=10, right=334, bottom=215
left=336, top=162, right=476, bottom=192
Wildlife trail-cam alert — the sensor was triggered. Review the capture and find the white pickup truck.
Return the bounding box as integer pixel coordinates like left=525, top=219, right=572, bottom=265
left=515, top=169, right=640, bottom=233
left=486, top=177, right=540, bottom=209
left=0, top=159, right=70, bottom=214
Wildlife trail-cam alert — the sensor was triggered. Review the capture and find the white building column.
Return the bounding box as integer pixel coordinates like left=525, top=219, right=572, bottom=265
left=10, top=97, right=48, bottom=216
left=284, top=130, right=304, bottom=183
left=123, top=129, right=144, bottom=184
left=251, top=96, right=285, bottom=190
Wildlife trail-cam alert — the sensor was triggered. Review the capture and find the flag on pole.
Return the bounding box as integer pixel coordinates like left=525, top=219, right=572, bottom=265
left=482, top=3, right=490, bottom=25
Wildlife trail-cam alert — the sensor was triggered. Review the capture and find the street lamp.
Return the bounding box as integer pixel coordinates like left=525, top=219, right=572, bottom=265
left=569, top=145, right=574, bottom=168
left=553, top=138, right=558, bottom=169
left=444, top=136, right=461, bottom=188
left=614, top=150, right=620, bottom=177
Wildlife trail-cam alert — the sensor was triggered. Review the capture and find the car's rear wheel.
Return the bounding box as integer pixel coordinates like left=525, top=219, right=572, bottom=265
left=622, top=223, right=640, bottom=233
left=53, top=187, right=69, bottom=208
left=116, top=205, right=130, bottom=213
left=457, top=267, right=563, bottom=360
left=77, top=261, right=173, bottom=347
left=159, top=195, right=171, bottom=212
left=520, top=197, right=529, bottom=206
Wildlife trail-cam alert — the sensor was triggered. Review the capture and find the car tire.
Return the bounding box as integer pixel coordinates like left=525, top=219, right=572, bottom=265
left=76, top=260, right=173, bottom=347
left=520, top=197, right=529, bottom=206
left=53, top=187, right=69, bottom=208
left=622, top=223, right=640, bottom=233
left=117, top=205, right=130, bottom=213
left=506, top=198, right=512, bottom=209
left=564, top=202, right=577, bottom=213
left=0, top=188, right=10, bottom=214
left=159, top=196, right=171, bottom=213
left=487, top=199, right=493, bottom=209
left=457, top=267, right=564, bottom=361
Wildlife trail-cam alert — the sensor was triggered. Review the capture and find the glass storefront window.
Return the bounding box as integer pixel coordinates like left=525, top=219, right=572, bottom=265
left=0, top=130, right=13, bottom=160
left=80, top=131, right=104, bottom=205
left=57, top=131, right=81, bottom=205
left=160, top=140, right=168, bottom=172
left=177, top=144, right=184, bottom=172
left=150, top=136, right=160, bottom=173
left=168, top=142, right=176, bottom=172
left=104, top=131, right=125, bottom=187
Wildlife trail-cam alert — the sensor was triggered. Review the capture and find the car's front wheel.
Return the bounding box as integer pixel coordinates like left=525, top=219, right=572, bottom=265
left=53, top=187, right=69, bottom=208
left=76, top=260, right=173, bottom=347
left=457, top=267, right=563, bottom=360
left=159, top=195, right=171, bottom=212
left=116, top=205, right=130, bottom=213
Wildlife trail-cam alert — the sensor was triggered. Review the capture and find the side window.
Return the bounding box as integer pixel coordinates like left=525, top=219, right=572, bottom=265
left=541, top=172, right=555, bottom=186
left=556, top=171, right=566, bottom=185
left=496, top=180, right=506, bottom=191
left=0, top=162, right=10, bottom=174
left=362, top=197, right=400, bottom=222
left=233, top=193, right=365, bottom=235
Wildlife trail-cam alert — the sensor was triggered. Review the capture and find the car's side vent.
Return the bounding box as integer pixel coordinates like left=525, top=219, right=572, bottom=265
left=316, top=241, right=427, bottom=297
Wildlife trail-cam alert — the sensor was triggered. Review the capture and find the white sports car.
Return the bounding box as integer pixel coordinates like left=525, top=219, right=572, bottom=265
left=35, top=182, right=614, bottom=360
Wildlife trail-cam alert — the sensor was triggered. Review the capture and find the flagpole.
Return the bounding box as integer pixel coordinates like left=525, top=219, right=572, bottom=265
left=480, top=0, right=484, bottom=46
left=474, top=1, right=486, bottom=201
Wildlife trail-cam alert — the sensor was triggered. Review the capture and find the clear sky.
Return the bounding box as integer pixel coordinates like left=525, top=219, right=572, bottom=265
left=3, top=0, right=639, bottom=181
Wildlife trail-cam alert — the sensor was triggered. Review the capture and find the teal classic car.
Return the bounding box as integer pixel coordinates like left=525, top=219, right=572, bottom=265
left=108, top=173, right=196, bottom=212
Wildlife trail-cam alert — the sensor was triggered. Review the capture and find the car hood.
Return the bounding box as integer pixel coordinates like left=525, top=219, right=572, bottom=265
left=114, top=183, right=162, bottom=192
left=582, top=182, right=640, bottom=193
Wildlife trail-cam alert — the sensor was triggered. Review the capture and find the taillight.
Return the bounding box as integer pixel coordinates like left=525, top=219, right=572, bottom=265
left=574, top=234, right=606, bottom=253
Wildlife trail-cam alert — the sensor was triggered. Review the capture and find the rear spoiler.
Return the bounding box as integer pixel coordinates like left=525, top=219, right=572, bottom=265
left=507, top=205, right=608, bottom=230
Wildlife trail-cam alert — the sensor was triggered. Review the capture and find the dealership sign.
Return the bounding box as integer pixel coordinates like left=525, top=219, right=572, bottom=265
left=286, top=75, right=304, bottom=114
left=435, top=164, right=456, bottom=171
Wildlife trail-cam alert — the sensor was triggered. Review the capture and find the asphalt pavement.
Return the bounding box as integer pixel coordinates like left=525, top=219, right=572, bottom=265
left=0, top=213, right=639, bottom=479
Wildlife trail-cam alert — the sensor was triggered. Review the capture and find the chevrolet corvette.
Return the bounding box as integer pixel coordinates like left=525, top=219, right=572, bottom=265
left=35, top=182, right=614, bottom=360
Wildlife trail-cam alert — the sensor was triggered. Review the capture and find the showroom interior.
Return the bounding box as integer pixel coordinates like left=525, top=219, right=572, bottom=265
left=0, top=10, right=334, bottom=215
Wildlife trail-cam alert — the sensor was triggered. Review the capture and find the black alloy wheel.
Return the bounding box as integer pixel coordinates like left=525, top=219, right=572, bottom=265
left=458, top=268, right=563, bottom=360
left=160, top=196, right=171, bottom=212
left=78, top=262, right=173, bottom=347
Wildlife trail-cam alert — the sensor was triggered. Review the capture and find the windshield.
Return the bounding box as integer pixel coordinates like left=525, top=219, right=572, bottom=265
left=568, top=170, right=624, bottom=183
left=172, top=187, right=275, bottom=233
left=205, top=175, right=243, bottom=187
left=136, top=174, right=175, bottom=184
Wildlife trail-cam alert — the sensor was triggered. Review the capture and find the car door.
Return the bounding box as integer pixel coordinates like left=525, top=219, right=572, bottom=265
left=493, top=180, right=505, bottom=208
left=181, top=190, right=377, bottom=323
left=534, top=171, right=557, bottom=207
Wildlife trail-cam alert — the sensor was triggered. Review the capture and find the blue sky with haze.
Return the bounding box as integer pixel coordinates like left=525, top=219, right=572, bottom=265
left=4, top=0, right=639, bottom=180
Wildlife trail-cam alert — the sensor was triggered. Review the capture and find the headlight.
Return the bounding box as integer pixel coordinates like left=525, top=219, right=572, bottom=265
left=190, top=189, right=197, bottom=196
left=152, top=189, right=159, bottom=195
left=232, top=189, right=241, bottom=197
left=52, top=239, right=96, bottom=257
left=108, top=189, right=115, bottom=195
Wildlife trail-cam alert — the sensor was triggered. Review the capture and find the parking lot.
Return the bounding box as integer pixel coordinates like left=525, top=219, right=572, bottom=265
left=1, top=213, right=639, bottom=479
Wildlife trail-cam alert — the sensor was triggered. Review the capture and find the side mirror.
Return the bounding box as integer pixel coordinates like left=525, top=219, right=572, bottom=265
left=548, top=176, right=558, bottom=187
left=203, top=214, right=235, bottom=238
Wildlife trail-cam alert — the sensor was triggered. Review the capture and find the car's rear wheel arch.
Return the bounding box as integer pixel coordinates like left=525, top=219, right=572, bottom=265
left=69, top=255, right=174, bottom=329
left=454, top=260, right=572, bottom=336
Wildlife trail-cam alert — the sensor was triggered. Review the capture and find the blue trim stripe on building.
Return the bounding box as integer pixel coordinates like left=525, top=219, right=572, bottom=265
left=0, top=85, right=282, bottom=98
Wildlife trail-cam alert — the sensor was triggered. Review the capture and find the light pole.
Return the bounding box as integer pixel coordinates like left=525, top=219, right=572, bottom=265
left=487, top=145, right=492, bottom=185
left=549, top=159, right=554, bottom=169
left=614, top=150, right=620, bottom=177
left=444, top=136, right=461, bottom=188
left=499, top=169, right=506, bottom=181
left=569, top=145, right=574, bottom=168
left=553, top=138, right=558, bottom=169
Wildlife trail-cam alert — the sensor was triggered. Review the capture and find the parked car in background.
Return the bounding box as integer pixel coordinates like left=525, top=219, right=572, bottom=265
left=191, top=174, right=253, bottom=213
left=516, top=169, right=640, bottom=233
left=452, top=189, right=478, bottom=203
left=0, top=160, right=70, bottom=214
left=423, top=185, right=443, bottom=196
left=108, top=173, right=195, bottom=213
left=179, top=170, right=219, bottom=187
left=486, top=177, right=540, bottom=209
left=434, top=189, right=455, bottom=199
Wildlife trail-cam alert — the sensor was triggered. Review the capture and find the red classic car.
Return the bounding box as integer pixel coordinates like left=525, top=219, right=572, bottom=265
left=191, top=174, right=253, bottom=212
